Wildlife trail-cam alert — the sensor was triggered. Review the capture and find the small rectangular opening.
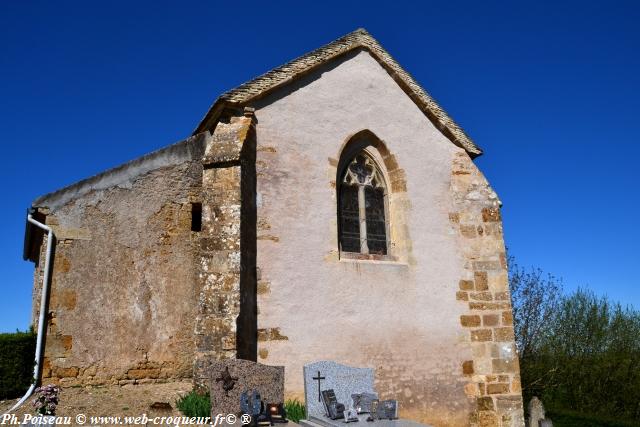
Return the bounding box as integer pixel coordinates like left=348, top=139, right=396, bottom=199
left=191, top=202, right=202, bottom=232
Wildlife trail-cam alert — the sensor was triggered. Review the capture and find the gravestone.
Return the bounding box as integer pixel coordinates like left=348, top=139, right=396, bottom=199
left=303, top=361, right=376, bottom=419
left=300, top=361, right=433, bottom=427
left=528, top=396, right=546, bottom=427
left=209, top=359, right=284, bottom=418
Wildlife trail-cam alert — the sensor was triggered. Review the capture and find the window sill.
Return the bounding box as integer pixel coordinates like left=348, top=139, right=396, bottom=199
left=338, top=252, right=404, bottom=265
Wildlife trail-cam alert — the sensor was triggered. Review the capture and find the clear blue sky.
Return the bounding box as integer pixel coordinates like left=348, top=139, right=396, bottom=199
left=1, top=1, right=638, bottom=332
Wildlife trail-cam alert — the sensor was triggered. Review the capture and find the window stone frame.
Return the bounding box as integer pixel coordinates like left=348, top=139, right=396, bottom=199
left=330, top=130, right=409, bottom=264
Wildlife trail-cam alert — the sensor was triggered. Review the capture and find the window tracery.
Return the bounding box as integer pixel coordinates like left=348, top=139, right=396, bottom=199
left=339, top=153, right=388, bottom=255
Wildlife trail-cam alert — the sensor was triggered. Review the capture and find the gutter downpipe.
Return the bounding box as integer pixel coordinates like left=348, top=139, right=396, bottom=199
left=3, top=213, right=54, bottom=414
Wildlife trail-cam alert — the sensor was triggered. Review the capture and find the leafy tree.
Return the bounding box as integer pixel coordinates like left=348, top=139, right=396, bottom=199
left=508, top=256, right=562, bottom=401
left=544, top=289, right=640, bottom=420
left=509, top=256, right=640, bottom=424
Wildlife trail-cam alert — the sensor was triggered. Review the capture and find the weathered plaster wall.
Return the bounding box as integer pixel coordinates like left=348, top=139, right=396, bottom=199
left=31, top=137, right=205, bottom=386
left=252, top=49, right=522, bottom=427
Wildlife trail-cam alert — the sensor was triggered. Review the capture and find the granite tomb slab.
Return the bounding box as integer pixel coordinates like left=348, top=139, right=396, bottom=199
left=209, top=359, right=284, bottom=418
left=300, top=361, right=432, bottom=427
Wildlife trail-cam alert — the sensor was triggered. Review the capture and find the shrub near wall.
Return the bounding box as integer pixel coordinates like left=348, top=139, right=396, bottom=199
left=0, top=330, right=36, bottom=399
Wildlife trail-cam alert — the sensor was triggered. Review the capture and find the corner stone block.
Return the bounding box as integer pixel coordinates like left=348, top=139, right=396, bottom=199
left=474, top=271, right=489, bottom=290
left=501, top=311, right=513, bottom=326
left=482, top=315, right=499, bottom=327
left=461, top=315, right=481, bottom=327
left=492, top=358, right=517, bottom=374
left=478, top=410, right=499, bottom=427
left=471, top=329, right=493, bottom=342
left=460, top=279, right=475, bottom=290
left=494, top=327, right=515, bottom=342
left=481, top=207, right=501, bottom=222
left=486, top=383, right=510, bottom=394
left=477, top=396, right=495, bottom=411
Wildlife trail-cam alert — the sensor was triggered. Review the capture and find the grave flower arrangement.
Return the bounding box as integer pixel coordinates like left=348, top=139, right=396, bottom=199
left=33, top=384, right=59, bottom=416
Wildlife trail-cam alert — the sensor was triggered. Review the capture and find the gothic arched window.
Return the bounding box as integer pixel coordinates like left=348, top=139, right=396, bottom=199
left=338, top=152, right=388, bottom=255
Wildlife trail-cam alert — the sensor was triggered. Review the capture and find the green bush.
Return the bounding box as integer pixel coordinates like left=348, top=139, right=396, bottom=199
left=176, top=390, right=211, bottom=418
left=510, top=256, right=640, bottom=425
left=521, top=290, right=640, bottom=422
left=546, top=408, right=640, bottom=427
left=0, top=329, right=36, bottom=400
left=284, top=399, right=305, bottom=423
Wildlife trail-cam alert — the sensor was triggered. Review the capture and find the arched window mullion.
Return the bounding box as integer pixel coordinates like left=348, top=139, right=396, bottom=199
left=357, top=184, right=369, bottom=254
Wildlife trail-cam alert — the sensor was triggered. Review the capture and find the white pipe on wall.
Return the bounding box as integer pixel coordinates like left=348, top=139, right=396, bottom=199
left=3, top=214, right=54, bottom=414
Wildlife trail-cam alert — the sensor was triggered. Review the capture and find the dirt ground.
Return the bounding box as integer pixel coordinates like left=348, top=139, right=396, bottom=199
left=0, top=380, right=195, bottom=425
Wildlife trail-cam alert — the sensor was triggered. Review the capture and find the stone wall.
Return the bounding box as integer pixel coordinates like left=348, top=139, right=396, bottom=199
left=193, top=111, right=257, bottom=389
left=29, top=116, right=259, bottom=389
left=450, top=152, right=525, bottom=427
left=30, top=137, right=205, bottom=386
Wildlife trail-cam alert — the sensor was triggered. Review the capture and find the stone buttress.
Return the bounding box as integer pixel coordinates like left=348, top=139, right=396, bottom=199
left=194, top=109, right=258, bottom=389
left=450, top=152, right=525, bottom=427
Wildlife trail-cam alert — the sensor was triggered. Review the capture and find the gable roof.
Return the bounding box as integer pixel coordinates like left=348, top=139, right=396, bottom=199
left=194, top=28, right=482, bottom=157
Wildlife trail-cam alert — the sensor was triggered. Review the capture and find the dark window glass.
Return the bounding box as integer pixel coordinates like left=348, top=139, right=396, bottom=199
left=365, top=187, right=387, bottom=255
left=339, top=185, right=360, bottom=252
left=191, top=202, right=202, bottom=232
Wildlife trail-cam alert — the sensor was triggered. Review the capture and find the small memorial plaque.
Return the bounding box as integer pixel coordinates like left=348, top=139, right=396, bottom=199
left=351, top=393, right=379, bottom=414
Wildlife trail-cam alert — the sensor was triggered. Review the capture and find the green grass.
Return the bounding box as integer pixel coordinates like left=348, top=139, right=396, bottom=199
left=284, top=399, right=305, bottom=423
left=547, top=408, right=640, bottom=427
left=176, top=390, right=211, bottom=418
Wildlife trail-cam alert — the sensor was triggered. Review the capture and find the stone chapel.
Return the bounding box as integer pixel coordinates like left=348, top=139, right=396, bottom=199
left=23, top=29, right=524, bottom=426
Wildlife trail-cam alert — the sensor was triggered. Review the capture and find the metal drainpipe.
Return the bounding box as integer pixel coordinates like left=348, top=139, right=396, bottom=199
left=3, top=213, right=55, bottom=414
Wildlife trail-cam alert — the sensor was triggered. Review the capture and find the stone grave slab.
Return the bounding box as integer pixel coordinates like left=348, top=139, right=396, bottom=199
left=300, top=417, right=430, bottom=427
left=209, top=359, right=284, bottom=418
left=303, top=361, right=376, bottom=419
left=300, top=361, right=433, bottom=427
